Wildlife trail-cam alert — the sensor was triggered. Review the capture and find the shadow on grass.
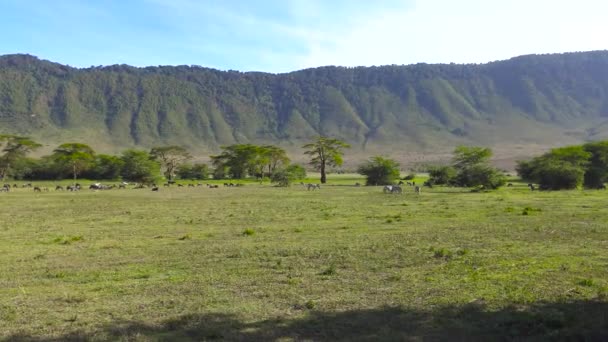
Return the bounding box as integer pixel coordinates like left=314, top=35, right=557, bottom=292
left=6, top=300, right=607, bottom=341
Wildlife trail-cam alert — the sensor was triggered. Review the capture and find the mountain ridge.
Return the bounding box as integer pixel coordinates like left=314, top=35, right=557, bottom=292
left=1, top=51, right=608, bottom=164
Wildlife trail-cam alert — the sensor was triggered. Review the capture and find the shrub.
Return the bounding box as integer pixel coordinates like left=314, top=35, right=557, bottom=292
left=357, top=156, right=400, bottom=186
left=428, top=165, right=456, bottom=185
left=271, top=164, right=307, bottom=187
left=242, top=228, right=255, bottom=236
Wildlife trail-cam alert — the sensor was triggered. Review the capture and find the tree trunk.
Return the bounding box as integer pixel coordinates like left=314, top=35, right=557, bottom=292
left=320, top=162, right=327, bottom=184
left=73, top=163, right=77, bottom=183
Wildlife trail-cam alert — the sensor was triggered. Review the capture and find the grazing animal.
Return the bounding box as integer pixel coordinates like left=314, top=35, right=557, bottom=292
left=406, top=182, right=412, bottom=186
left=119, top=184, right=126, bottom=189
left=197, top=183, right=203, bottom=187
left=1, top=184, right=10, bottom=192
left=177, top=184, right=184, bottom=187
left=423, top=181, right=433, bottom=188
left=507, top=183, right=513, bottom=187
left=235, top=183, right=244, bottom=187
left=151, top=186, right=159, bottom=191
left=354, top=182, right=361, bottom=187
left=414, top=186, right=421, bottom=195
left=55, top=185, right=64, bottom=191
left=306, top=183, right=321, bottom=191
left=528, top=183, right=536, bottom=191
left=391, top=186, right=403, bottom=194
left=33, top=186, right=41, bottom=192
left=383, top=185, right=393, bottom=194
left=13, top=183, right=18, bottom=188
left=188, top=184, right=195, bottom=188
left=398, top=181, right=404, bottom=185
left=601, top=184, right=607, bottom=190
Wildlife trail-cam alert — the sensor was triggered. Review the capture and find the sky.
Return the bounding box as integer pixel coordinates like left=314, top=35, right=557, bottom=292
left=1, top=0, right=607, bottom=73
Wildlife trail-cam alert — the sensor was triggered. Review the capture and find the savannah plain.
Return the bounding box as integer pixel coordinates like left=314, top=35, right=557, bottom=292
left=1, top=175, right=607, bottom=341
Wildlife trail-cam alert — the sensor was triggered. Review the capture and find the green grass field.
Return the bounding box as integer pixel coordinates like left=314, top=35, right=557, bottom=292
left=1, top=175, right=607, bottom=341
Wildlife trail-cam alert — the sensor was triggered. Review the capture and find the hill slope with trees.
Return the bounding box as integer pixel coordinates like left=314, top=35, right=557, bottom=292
left=1, top=51, right=608, bottom=156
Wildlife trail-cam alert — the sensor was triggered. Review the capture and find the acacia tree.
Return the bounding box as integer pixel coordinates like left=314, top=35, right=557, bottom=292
left=262, top=145, right=290, bottom=175
left=0, top=135, right=42, bottom=181
left=303, top=137, right=350, bottom=184
left=210, top=144, right=288, bottom=179
left=52, top=143, right=95, bottom=182
left=150, top=146, right=192, bottom=181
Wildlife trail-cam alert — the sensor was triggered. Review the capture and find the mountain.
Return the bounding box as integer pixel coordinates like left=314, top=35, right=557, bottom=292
left=1, top=51, right=608, bottom=164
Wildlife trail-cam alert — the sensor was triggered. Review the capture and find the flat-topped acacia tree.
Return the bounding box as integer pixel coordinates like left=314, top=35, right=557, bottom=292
left=52, top=143, right=95, bottom=182
left=303, top=137, right=350, bottom=184
left=0, top=135, right=41, bottom=181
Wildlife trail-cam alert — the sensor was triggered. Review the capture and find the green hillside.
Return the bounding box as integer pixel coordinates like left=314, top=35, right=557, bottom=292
left=1, top=51, right=608, bottom=157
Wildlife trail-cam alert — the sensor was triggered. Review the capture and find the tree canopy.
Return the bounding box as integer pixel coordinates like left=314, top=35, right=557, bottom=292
left=303, top=137, right=350, bottom=184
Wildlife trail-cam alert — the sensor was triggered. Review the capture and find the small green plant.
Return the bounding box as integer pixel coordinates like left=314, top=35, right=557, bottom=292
left=305, top=300, right=316, bottom=310
left=320, top=264, right=336, bottom=276
left=578, top=278, right=595, bottom=287
left=433, top=248, right=453, bottom=259
left=242, top=228, right=255, bottom=236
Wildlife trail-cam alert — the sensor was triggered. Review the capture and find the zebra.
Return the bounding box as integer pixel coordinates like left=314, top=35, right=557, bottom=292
left=391, top=186, right=403, bottom=194
left=414, top=186, right=421, bottom=195
left=383, top=185, right=393, bottom=194
left=306, top=183, right=321, bottom=190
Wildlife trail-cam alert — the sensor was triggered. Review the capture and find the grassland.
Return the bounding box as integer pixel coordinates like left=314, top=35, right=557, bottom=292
left=0, top=175, right=607, bottom=341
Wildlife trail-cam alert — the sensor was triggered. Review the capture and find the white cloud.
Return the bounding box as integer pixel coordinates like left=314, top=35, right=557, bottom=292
left=295, top=0, right=608, bottom=70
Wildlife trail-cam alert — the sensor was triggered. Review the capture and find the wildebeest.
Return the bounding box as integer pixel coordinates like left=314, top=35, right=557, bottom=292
left=507, top=183, right=514, bottom=187
left=55, top=185, right=64, bottom=191
left=414, top=186, right=421, bottom=194
left=528, top=183, right=536, bottom=191
left=188, top=184, right=195, bottom=188
left=1, top=184, right=9, bottom=192
left=33, top=186, right=41, bottom=192
left=398, top=181, right=404, bottom=185
left=151, top=186, right=159, bottom=191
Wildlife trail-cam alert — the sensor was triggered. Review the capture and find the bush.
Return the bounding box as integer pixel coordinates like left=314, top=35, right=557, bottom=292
left=536, top=162, right=584, bottom=190
left=357, top=156, right=400, bottom=186
left=428, top=166, right=456, bottom=185
left=453, top=164, right=506, bottom=189
left=270, top=164, right=307, bottom=187
left=177, top=163, right=209, bottom=180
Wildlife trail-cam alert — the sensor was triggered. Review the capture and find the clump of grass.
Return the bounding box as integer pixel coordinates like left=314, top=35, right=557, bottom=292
left=178, top=234, right=191, bottom=240
left=242, top=228, right=256, bottom=236
left=522, top=207, right=542, bottom=215
left=578, top=278, right=595, bottom=287
left=320, top=264, right=336, bottom=276
left=305, top=300, right=316, bottom=310
left=386, top=274, right=402, bottom=282
left=433, top=248, right=453, bottom=260
left=456, top=248, right=470, bottom=256
left=52, top=235, right=84, bottom=245
left=385, top=218, right=394, bottom=224
left=294, top=228, right=303, bottom=233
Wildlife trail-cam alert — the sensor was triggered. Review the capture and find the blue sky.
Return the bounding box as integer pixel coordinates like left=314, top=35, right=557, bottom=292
left=1, top=0, right=606, bottom=72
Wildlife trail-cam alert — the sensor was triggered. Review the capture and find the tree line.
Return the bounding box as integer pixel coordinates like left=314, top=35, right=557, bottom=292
left=3, top=133, right=606, bottom=190
left=0, top=135, right=349, bottom=185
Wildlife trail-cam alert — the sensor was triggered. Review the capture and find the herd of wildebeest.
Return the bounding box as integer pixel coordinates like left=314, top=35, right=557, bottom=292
left=0, top=179, right=575, bottom=194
